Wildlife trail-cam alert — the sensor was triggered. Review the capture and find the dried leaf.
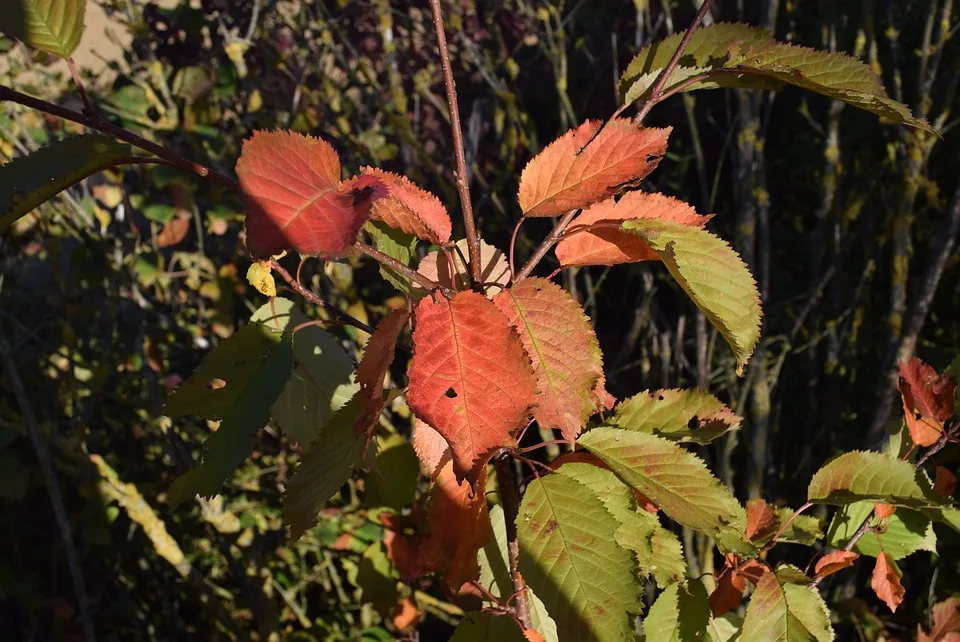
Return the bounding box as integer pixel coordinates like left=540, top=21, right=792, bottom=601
left=918, top=597, right=960, bottom=642
left=871, top=552, right=905, bottom=612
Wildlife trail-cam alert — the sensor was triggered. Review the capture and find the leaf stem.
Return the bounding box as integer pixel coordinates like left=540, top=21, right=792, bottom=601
left=514, top=210, right=579, bottom=282
left=762, top=501, right=813, bottom=552
left=66, top=57, right=96, bottom=116
left=269, top=259, right=376, bottom=335
left=0, top=84, right=237, bottom=189
left=633, top=0, right=716, bottom=124
left=492, top=454, right=533, bottom=630
left=428, top=0, right=482, bottom=288
left=354, top=241, right=454, bottom=297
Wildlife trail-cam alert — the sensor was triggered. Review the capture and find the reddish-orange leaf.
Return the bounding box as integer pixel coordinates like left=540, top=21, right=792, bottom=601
left=918, top=597, right=960, bottom=642
left=709, top=567, right=747, bottom=617
left=552, top=451, right=658, bottom=512
left=934, top=466, right=957, bottom=497
left=353, top=309, right=409, bottom=437
left=494, top=278, right=604, bottom=440
left=875, top=503, right=897, bottom=519
left=738, top=559, right=769, bottom=585
left=745, top=499, right=778, bottom=541
left=814, top=550, right=860, bottom=579
left=899, top=357, right=957, bottom=447
left=360, top=167, right=452, bottom=244
left=871, top=552, right=905, bottom=613
left=392, top=598, right=420, bottom=630
left=411, top=417, right=452, bottom=479
left=518, top=119, right=671, bottom=218
left=555, top=191, right=713, bottom=267
left=524, top=630, right=547, bottom=642
left=237, top=130, right=386, bottom=259
left=407, top=291, right=537, bottom=482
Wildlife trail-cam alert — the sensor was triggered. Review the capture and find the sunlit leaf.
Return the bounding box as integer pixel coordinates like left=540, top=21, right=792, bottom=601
left=643, top=580, right=710, bottom=642
left=611, top=388, right=741, bottom=445
left=871, top=553, right=905, bottom=613
left=360, top=166, right=451, bottom=244
left=416, top=239, right=510, bottom=296
left=825, top=501, right=936, bottom=560
left=813, top=550, right=859, bottom=580
left=917, top=597, right=960, bottom=642
left=898, top=357, right=956, bottom=447
left=411, top=417, right=451, bottom=479
left=2, top=0, right=86, bottom=57
left=807, top=451, right=945, bottom=509
left=741, top=570, right=833, bottom=641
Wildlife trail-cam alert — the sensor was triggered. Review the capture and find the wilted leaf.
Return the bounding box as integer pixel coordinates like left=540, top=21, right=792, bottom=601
left=644, top=580, right=710, bottom=642
left=411, top=418, right=451, bottom=479
left=353, top=309, right=409, bottom=437
left=898, top=357, right=957, bottom=447
left=871, top=553, right=905, bottom=613
left=741, top=571, right=833, bottom=640
left=407, top=291, right=536, bottom=482
left=450, top=612, right=528, bottom=642
left=808, top=450, right=945, bottom=509
left=236, top=130, right=386, bottom=259
left=813, top=550, right=859, bottom=580
left=611, top=388, right=741, bottom=445
left=0, top=135, right=132, bottom=232
left=166, top=323, right=293, bottom=506
left=416, top=239, right=510, bottom=296
left=825, top=501, right=936, bottom=560
left=518, top=119, right=670, bottom=218
left=494, top=278, right=604, bottom=440
left=555, top=192, right=712, bottom=268
left=2, top=0, right=86, bottom=57
left=361, top=167, right=451, bottom=244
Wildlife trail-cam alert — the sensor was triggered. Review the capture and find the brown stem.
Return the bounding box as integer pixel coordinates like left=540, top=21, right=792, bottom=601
left=493, top=454, right=533, bottom=630
left=634, top=0, right=716, bottom=124
left=66, top=58, right=95, bottom=116
left=269, top=259, right=377, bottom=335
left=354, top=241, right=453, bottom=297
left=514, top=210, right=578, bottom=282
left=0, top=84, right=237, bottom=189
left=428, top=0, right=482, bottom=288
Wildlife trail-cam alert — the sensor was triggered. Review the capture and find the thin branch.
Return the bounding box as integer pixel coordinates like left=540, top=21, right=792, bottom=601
left=493, top=454, right=533, bottom=630
left=66, top=58, right=95, bottom=116
left=354, top=241, right=454, bottom=297
left=634, top=0, right=716, bottom=124
left=428, top=0, right=482, bottom=287
left=269, top=259, right=377, bottom=335
left=0, top=84, right=237, bottom=189
left=514, top=209, right=579, bottom=282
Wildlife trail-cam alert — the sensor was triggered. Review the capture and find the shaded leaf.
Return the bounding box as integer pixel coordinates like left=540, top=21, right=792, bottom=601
left=825, top=501, right=936, bottom=560
left=166, top=323, right=293, bottom=506
left=366, top=434, right=419, bottom=511
left=813, top=550, right=859, bottom=580
left=450, top=612, right=528, bottom=642
left=236, top=130, right=386, bottom=259
left=741, top=571, right=833, bottom=641
left=807, top=451, right=945, bottom=509
left=365, top=220, right=419, bottom=294
left=416, top=239, right=510, bottom=296
left=355, top=541, right=400, bottom=617
left=706, top=612, right=743, bottom=642
left=709, top=567, right=746, bottom=617
left=899, top=357, right=957, bottom=447
left=871, top=553, right=905, bottom=613
left=411, top=417, right=451, bottom=479
left=361, top=166, right=451, bottom=244
left=2, top=0, right=85, bottom=57
left=555, top=192, right=712, bottom=268
left=407, top=291, right=536, bottom=482
left=518, top=119, right=670, bottom=218
left=935, top=466, right=957, bottom=498
left=0, top=135, right=132, bottom=232
left=518, top=474, right=641, bottom=641
left=353, top=309, right=409, bottom=437
left=579, top=427, right=746, bottom=541
left=494, top=278, right=604, bottom=440
left=611, top=388, right=741, bottom=445
left=643, top=580, right=710, bottom=642
left=772, top=507, right=823, bottom=545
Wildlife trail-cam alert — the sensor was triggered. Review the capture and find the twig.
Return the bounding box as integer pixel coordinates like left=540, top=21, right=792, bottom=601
left=514, top=210, right=579, bottom=282
left=354, top=240, right=454, bottom=297
left=0, top=330, right=97, bottom=642
left=493, top=454, right=533, bottom=630
left=509, top=216, right=526, bottom=279
left=0, top=84, right=237, bottom=189
left=66, top=58, right=95, bottom=116
left=428, top=0, right=482, bottom=288
left=634, top=0, right=716, bottom=124
left=269, top=259, right=376, bottom=335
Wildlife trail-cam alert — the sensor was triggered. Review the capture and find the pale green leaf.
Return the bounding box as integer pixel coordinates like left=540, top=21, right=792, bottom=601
left=612, top=389, right=741, bottom=444
left=826, top=501, right=936, bottom=560
left=166, top=323, right=293, bottom=506
left=579, top=427, right=746, bottom=540
left=251, top=298, right=357, bottom=445
left=1, top=0, right=85, bottom=57
left=741, top=571, right=834, bottom=641
left=707, top=613, right=742, bottom=642
left=518, top=474, right=641, bottom=642
left=477, top=504, right=559, bottom=642
left=365, top=220, right=419, bottom=294
left=643, top=580, right=709, bottom=642
left=0, top=134, right=131, bottom=231
left=622, top=219, right=761, bottom=374
left=365, top=434, right=420, bottom=511
left=807, top=451, right=945, bottom=509
left=450, top=612, right=528, bottom=642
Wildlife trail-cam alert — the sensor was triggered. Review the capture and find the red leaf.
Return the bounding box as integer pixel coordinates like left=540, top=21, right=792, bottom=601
left=555, top=191, right=712, bottom=267
left=814, top=550, right=859, bottom=580
left=391, top=598, right=420, bottom=630
left=745, top=499, right=777, bottom=541
left=360, top=167, right=452, bottom=244
left=518, top=119, right=671, bottom=218
left=709, top=567, right=747, bottom=616
left=871, top=552, right=905, bottom=613
left=353, top=309, right=409, bottom=437
left=898, top=357, right=957, bottom=447
left=494, top=278, right=604, bottom=440
left=918, top=597, right=960, bottom=642
left=934, top=466, right=957, bottom=497
left=411, top=417, right=452, bottom=479
left=407, top=291, right=537, bottom=482
left=237, top=130, right=386, bottom=259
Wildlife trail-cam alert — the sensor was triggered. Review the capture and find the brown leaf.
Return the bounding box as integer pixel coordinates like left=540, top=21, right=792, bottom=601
left=391, top=598, right=420, bottom=630
left=157, top=213, right=191, bottom=248
left=745, top=498, right=777, bottom=541
left=934, top=466, right=957, bottom=498
left=814, top=550, right=859, bottom=580
left=871, top=552, right=905, bottom=613
left=524, top=630, right=547, bottom=642
left=416, top=239, right=509, bottom=296
left=918, top=597, right=960, bottom=642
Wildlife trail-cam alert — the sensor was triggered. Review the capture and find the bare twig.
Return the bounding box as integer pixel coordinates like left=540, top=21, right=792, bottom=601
left=268, top=259, right=376, bottom=335
left=493, top=454, right=533, bottom=630
left=428, top=0, right=482, bottom=288
left=354, top=241, right=454, bottom=297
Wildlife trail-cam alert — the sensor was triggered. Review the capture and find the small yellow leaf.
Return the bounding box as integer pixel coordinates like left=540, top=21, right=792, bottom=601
left=246, top=262, right=276, bottom=297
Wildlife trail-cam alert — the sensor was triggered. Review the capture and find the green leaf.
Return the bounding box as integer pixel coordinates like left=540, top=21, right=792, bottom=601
left=622, top=219, right=761, bottom=374
left=707, top=613, right=742, bottom=642
left=579, top=427, right=746, bottom=541
left=773, top=508, right=823, bottom=546
left=741, top=571, right=833, bottom=641
left=826, top=501, right=936, bottom=560
left=1, top=0, right=86, bottom=57
left=643, top=580, right=710, bottom=642
left=477, top=504, right=559, bottom=642
left=251, top=298, right=357, bottom=445
left=166, top=323, right=293, bottom=506
left=450, top=612, right=528, bottom=642
left=283, top=395, right=371, bottom=540
left=365, top=434, right=419, bottom=511
left=518, top=474, right=641, bottom=642
left=0, top=135, right=131, bottom=232
left=807, top=451, right=945, bottom=509
left=612, top=389, right=741, bottom=444
left=355, top=541, right=399, bottom=617
left=365, top=220, right=419, bottom=294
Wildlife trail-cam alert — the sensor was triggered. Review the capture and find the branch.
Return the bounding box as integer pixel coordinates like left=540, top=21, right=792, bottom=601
left=634, top=0, right=716, bottom=124
left=493, top=455, right=533, bottom=630
left=428, top=0, right=482, bottom=288
left=0, top=84, right=237, bottom=189
left=268, top=259, right=376, bottom=335
left=354, top=240, right=455, bottom=297
left=514, top=209, right=579, bottom=282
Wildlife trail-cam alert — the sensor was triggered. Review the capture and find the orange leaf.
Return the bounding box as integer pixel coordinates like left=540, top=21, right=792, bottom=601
left=871, top=552, right=905, bottom=613
left=555, top=192, right=712, bottom=267
left=236, top=130, right=386, bottom=259
left=494, top=278, right=605, bottom=440
left=934, top=466, right=957, bottom=498
left=156, top=213, right=191, bottom=248
left=524, top=630, right=547, bottom=642
left=898, top=357, right=957, bottom=447
left=874, top=503, right=897, bottom=519
left=407, top=291, right=537, bottom=482
left=360, top=167, right=451, bottom=244
left=709, top=567, right=747, bottom=616
left=745, top=499, right=777, bottom=541
left=918, top=597, right=960, bottom=642
left=411, top=417, right=452, bottom=479
left=391, top=598, right=420, bottom=630
left=353, top=309, right=409, bottom=437
left=738, top=559, right=769, bottom=585
left=518, top=119, right=670, bottom=218
left=814, top=550, right=859, bottom=579
left=552, top=451, right=658, bottom=512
